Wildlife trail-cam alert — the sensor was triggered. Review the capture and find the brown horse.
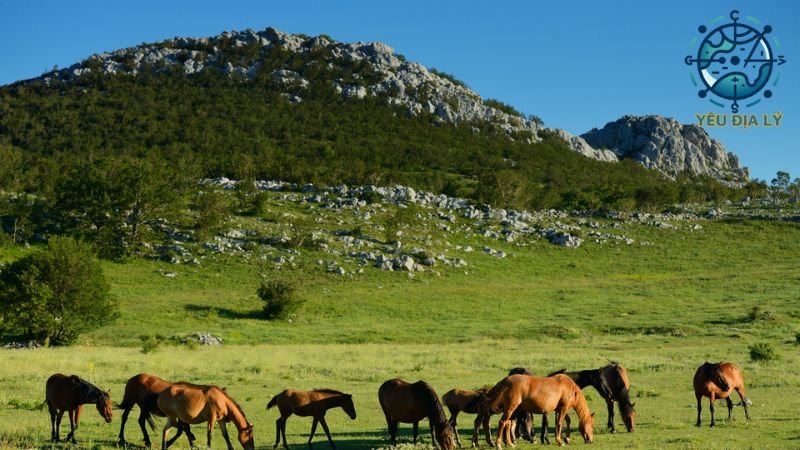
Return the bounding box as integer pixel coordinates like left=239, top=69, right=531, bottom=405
left=45, top=373, right=113, bottom=443
left=157, top=383, right=255, bottom=450
left=442, top=387, right=491, bottom=448
left=549, top=361, right=636, bottom=433
left=694, top=361, right=751, bottom=427
left=378, top=378, right=455, bottom=450
left=267, top=388, right=356, bottom=449
left=483, top=374, right=594, bottom=448
left=117, top=373, right=197, bottom=448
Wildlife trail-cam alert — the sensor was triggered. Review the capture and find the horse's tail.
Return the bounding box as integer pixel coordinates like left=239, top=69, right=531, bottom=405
left=38, top=399, right=48, bottom=411
left=266, top=393, right=281, bottom=410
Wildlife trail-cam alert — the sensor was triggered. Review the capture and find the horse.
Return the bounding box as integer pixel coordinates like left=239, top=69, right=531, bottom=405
left=378, top=378, right=455, bottom=450
left=117, top=373, right=197, bottom=448
left=442, top=387, right=491, bottom=448
left=693, top=361, right=751, bottom=427
left=483, top=374, right=594, bottom=448
left=549, top=361, right=636, bottom=433
left=506, top=367, right=534, bottom=443
left=157, top=382, right=255, bottom=450
left=45, top=373, right=112, bottom=444
left=267, top=388, right=356, bottom=449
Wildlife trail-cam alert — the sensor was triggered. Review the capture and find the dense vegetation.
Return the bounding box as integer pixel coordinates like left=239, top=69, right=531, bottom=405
left=0, top=40, right=762, bottom=221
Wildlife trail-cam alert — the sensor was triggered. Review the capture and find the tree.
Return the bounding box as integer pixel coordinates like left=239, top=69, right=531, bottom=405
left=770, top=171, right=791, bottom=203
left=0, top=236, right=117, bottom=345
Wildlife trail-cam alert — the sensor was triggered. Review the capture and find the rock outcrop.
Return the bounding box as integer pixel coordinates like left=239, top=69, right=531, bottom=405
left=581, top=115, right=747, bottom=182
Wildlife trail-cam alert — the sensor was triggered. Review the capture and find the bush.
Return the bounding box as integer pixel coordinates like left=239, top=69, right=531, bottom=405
left=795, top=332, right=800, bottom=345
left=258, top=277, right=303, bottom=320
left=0, top=236, right=117, bottom=345
left=749, top=342, right=780, bottom=362
left=139, top=334, right=165, bottom=354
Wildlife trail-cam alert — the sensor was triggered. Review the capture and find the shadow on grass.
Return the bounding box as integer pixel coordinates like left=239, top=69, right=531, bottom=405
left=185, top=303, right=263, bottom=320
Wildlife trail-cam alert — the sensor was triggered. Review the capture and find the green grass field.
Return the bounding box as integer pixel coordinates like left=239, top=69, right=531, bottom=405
left=1, top=203, right=799, bottom=449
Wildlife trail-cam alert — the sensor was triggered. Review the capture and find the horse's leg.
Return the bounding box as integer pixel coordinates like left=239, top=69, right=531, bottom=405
left=606, top=398, right=616, bottom=432
left=66, top=407, right=78, bottom=443
left=695, top=394, right=702, bottom=427
left=412, top=420, right=418, bottom=444
left=540, top=414, right=550, bottom=445
left=207, top=417, right=216, bottom=449
left=725, top=397, right=734, bottom=420
left=308, top=417, right=319, bottom=448
left=137, top=410, right=151, bottom=448
left=161, top=416, right=173, bottom=450
left=48, top=403, right=58, bottom=442
left=274, top=416, right=283, bottom=449
left=564, top=413, right=572, bottom=444
left=387, top=418, right=398, bottom=446
left=450, top=410, right=462, bottom=448
left=736, top=386, right=751, bottom=420
left=118, top=405, right=131, bottom=446
left=554, top=406, right=568, bottom=447
left=219, top=421, right=234, bottom=450
left=481, top=414, right=492, bottom=447
left=709, top=392, right=717, bottom=427
left=281, top=416, right=290, bottom=450
left=319, top=416, right=336, bottom=449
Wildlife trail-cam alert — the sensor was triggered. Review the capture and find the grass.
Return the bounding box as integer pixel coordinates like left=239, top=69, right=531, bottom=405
left=1, top=195, right=799, bottom=448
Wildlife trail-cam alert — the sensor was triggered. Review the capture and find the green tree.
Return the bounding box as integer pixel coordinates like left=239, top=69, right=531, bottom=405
left=0, top=236, right=117, bottom=345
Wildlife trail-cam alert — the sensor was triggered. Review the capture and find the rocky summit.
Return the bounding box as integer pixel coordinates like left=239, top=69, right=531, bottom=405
left=38, top=27, right=746, bottom=181
left=581, top=115, right=748, bottom=182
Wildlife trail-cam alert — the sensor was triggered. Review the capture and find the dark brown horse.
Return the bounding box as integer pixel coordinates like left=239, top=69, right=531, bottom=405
left=483, top=374, right=594, bottom=448
left=442, top=387, right=491, bottom=448
left=117, top=373, right=197, bottom=448
left=694, top=361, right=751, bottom=427
left=549, top=361, right=636, bottom=433
left=158, top=383, right=255, bottom=450
left=267, top=388, right=356, bottom=449
left=378, top=378, right=455, bottom=450
left=45, top=373, right=113, bottom=443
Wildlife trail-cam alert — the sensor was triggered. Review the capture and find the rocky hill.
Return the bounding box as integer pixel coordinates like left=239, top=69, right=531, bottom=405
left=582, top=115, right=748, bottom=182
left=35, top=27, right=746, bottom=182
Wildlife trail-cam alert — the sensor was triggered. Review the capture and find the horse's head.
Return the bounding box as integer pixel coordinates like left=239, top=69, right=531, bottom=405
left=579, top=412, right=595, bottom=444
left=342, top=394, right=357, bottom=420
left=96, top=389, right=113, bottom=423
left=238, top=422, right=255, bottom=450
left=434, top=421, right=455, bottom=450
left=621, top=401, right=636, bottom=432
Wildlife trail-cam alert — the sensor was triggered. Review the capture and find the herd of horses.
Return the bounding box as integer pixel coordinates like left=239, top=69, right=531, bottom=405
left=42, top=361, right=752, bottom=449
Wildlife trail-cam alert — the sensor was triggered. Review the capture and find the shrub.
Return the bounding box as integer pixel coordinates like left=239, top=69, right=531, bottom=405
left=795, top=332, right=800, bottom=345
left=258, top=277, right=303, bottom=320
left=0, top=236, right=117, bottom=345
left=749, top=342, right=780, bottom=362
left=139, top=334, right=165, bottom=354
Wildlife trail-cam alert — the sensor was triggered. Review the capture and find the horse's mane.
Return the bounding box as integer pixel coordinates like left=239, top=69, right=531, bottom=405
left=69, top=375, right=106, bottom=402
left=508, top=367, right=532, bottom=376
left=313, top=388, right=346, bottom=395
left=568, top=381, right=593, bottom=425
left=547, top=368, right=567, bottom=377
left=701, top=361, right=730, bottom=391
left=412, top=381, right=448, bottom=427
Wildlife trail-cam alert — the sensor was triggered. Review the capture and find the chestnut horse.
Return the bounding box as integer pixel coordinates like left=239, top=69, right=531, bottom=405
left=45, top=373, right=113, bottom=443
left=483, top=374, right=594, bottom=448
left=117, top=373, right=196, bottom=448
left=378, top=378, right=455, bottom=450
left=267, top=388, right=356, bottom=449
left=694, top=361, right=751, bottom=427
left=442, top=387, right=491, bottom=448
left=506, top=367, right=534, bottom=443
left=549, top=361, right=636, bottom=433
left=157, top=383, right=255, bottom=450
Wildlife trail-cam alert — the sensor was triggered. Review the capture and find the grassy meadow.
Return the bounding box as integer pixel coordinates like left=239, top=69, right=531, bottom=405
left=1, top=205, right=799, bottom=449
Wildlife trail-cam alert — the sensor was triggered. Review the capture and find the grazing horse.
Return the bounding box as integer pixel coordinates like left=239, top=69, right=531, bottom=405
left=694, top=361, right=751, bottom=427
left=378, top=378, right=455, bottom=450
left=45, top=373, right=112, bottom=443
left=157, top=383, right=255, bottom=450
left=506, top=367, right=534, bottom=443
left=267, top=388, right=356, bottom=449
left=484, top=374, right=594, bottom=448
left=549, top=361, right=636, bottom=433
left=117, top=373, right=197, bottom=448
left=442, top=387, right=491, bottom=448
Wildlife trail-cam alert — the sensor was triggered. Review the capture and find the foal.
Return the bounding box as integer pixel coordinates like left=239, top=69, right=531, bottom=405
left=267, top=388, right=356, bottom=449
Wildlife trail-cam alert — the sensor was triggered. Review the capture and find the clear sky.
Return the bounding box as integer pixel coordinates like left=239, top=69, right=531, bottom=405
left=1, top=0, right=797, bottom=182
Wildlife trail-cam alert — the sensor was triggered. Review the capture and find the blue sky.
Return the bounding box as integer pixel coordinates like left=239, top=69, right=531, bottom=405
left=1, top=0, right=797, bottom=182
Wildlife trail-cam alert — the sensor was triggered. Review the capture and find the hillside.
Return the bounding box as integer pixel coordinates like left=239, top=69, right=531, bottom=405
left=0, top=27, right=752, bottom=219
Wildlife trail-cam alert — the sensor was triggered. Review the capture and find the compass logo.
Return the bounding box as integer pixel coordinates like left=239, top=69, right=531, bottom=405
left=685, top=10, right=786, bottom=114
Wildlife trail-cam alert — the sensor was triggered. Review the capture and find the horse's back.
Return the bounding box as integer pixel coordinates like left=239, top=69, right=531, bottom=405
left=379, top=378, right=434, bottom=423
left=121, top=373, right=171, bottom=408
left=158, top=383, right=215, bottom=423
